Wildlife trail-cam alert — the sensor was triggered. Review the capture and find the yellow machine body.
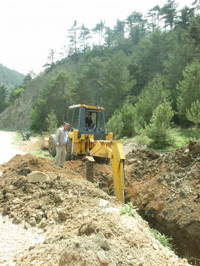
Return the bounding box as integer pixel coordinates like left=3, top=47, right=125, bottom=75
left=48, top=104, right=126, bottom=203
left=68, top=129, right=126, bottom=203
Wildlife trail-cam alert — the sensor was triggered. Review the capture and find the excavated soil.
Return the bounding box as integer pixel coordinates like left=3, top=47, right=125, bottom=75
left=0, top=137, right=192, bottom=266
left=125, top=140, right=200, bottom=265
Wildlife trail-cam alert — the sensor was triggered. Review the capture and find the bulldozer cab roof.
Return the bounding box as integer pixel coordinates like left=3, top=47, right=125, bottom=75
left=68, top=104, right=105, bottom=111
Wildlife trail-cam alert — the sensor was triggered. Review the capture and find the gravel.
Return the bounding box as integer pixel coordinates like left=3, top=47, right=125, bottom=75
left=0, top=215, right=45, bottom=265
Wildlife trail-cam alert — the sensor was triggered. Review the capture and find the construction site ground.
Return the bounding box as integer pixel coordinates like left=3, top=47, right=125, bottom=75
left=0, top=131, right=199, bottom=265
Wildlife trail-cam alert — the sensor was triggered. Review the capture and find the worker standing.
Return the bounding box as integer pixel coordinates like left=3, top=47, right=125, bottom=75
left=54, top=122, right=70, bottom=168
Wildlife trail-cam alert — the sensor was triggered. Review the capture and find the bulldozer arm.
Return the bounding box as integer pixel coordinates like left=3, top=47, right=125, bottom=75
left=68, top=129, right=125, bottom=203
left=90, top=139, right=126, bottom=203
left=110, top=141, right=125, bottom=203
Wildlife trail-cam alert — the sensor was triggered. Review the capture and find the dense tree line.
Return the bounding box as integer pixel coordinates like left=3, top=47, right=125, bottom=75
left=19, top=0, right=200, bottom=145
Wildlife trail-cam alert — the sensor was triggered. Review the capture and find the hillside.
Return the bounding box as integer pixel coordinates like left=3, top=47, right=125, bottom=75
left=0, top=5, right=200, bottom=133
left=0, top=64, right=25, bottom=93
left=0, top=58, right=76, bottom=131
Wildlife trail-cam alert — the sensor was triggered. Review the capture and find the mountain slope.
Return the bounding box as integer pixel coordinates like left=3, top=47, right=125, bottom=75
left=0, top=64, right=25, bottom=93
left=0, top=58, right=75, bottom=130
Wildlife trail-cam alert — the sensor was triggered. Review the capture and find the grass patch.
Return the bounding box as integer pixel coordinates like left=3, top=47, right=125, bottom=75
left=152, top=229, right=173, bottom=250
left=13, top=132, right=23, bottom=142
left=32, top=150, right=53, bottom=160
left=167, top=128, right=199, bottom=149
left=132, top=128, right=200, bottom=151
left=120, top=202, right=139, bottom=218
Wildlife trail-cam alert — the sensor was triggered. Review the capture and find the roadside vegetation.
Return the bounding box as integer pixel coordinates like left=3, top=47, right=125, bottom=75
left=131, top=127, right=199, bottom=150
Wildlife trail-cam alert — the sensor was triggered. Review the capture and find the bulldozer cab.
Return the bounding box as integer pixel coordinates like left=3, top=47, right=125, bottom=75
left=67, top=104, right=106, bottom=140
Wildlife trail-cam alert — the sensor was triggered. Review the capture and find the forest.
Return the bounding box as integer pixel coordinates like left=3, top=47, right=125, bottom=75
left=0, top=64, right=24, bottom=112
left=1, top=0, right=200, bottom=148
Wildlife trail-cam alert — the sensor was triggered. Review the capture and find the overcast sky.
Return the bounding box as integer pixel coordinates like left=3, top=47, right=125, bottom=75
left=0, top=0, right=192, bottom=75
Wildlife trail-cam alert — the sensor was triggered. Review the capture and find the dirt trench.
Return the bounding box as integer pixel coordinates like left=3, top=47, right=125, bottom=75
left=124, top=140, right=200, bottom=264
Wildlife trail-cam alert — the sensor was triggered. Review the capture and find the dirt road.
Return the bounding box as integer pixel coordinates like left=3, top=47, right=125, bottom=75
left=0, top=131, right=26, bottom=165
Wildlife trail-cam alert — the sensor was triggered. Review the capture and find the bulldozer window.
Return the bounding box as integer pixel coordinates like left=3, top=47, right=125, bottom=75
left=97, top=111, right=105, bottom=133
left=80, top=108, right=86, bottom=131
left=85, top=110, right=105, bottom=133
left=68, top=108, right=79, bottom=130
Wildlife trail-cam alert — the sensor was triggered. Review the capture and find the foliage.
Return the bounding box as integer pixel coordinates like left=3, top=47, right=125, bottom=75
left=144, top=101, right=174, bottom=148
left=0, top=85, right=8, bottom=113
left=134, top=134, right=150, bottom=147
left=120, top=202, right=139, bottom=218
left=45, top=110, right=58, bottom=135
left=7, top=86, right=25, bottom=105
left=176, top=6, right=195, bottom=29
left=133, top=127, right=199, bottom=151
left=12, top=88, right=24, bottom=98
left=106, top=101, right=137, bottom=139
left=135, top=74, right=170, bottom=128
left=30, top=70, right=75, bottom=132
left=163, top=27, right=195, bottom=113
left=100, top=51, right=133, bottom=119
left=177, top=60, right=200, bottom=125
left=32, top=150, right=54, bottom=160
left=0, top=64, right=24, bottom=93
left=160, top=0, right=178, bottom=30
left=43, top=49, right=57, bottom=70
left=75, top=57, right=102, bottom=105
left=13, top=132, right=24, bottom=142
left=152, top=228, right=173, bottom=250
left=106, top=109, right=123, bottom=140
left=186, top=100, right=200, bottom=139
left=121, top=101, right=137, bottom=137
left=21, top=73, right=33, bottom=88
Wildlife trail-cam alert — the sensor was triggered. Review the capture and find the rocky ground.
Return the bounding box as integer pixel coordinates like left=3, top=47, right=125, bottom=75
left=0, top=136, right=197, bottom=265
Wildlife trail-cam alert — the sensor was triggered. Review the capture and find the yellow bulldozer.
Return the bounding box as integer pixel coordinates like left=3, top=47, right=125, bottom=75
left=47, top=104, right=126, bottom=203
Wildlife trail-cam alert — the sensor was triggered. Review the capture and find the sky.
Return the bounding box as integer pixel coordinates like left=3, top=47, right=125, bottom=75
left=0, top=0, right=193, bottom=75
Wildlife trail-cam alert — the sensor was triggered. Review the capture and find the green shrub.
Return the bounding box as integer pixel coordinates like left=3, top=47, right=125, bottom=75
left=106, top=109, right=124, bottom=139
left=106, top=101, right=137, bottom=139
left=144, top=101, right=174, bottom=148
left=45, top=110, right=58, bottom=135
left=186, top=100, right=200, bottom=139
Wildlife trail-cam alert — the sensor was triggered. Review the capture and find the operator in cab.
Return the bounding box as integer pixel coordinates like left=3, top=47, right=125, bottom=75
left=85, top=113, right=96, bottom=130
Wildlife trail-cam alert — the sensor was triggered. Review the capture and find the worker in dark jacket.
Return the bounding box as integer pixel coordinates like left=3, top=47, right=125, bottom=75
left=54, top=122, right=70, bottom=168
left=85, top=114, right=96, bottom=130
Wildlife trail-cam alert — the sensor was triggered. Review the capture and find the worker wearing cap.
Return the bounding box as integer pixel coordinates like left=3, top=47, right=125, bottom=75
left=54, top=122, right=70, bottom=168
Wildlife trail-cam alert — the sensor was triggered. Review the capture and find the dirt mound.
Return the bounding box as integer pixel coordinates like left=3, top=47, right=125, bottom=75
left=0, top=154, right=189, bottom=266
left=125, top=140, right=200, bottom=262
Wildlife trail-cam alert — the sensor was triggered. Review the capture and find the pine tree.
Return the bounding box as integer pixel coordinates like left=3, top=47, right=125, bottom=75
left=177, top=60, right=200, bottom=124
left=145, top=101, right=174, bottom=148
left=45, top=110, right=58, bottom=135
left=186, top=100, right=200, bottom=139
